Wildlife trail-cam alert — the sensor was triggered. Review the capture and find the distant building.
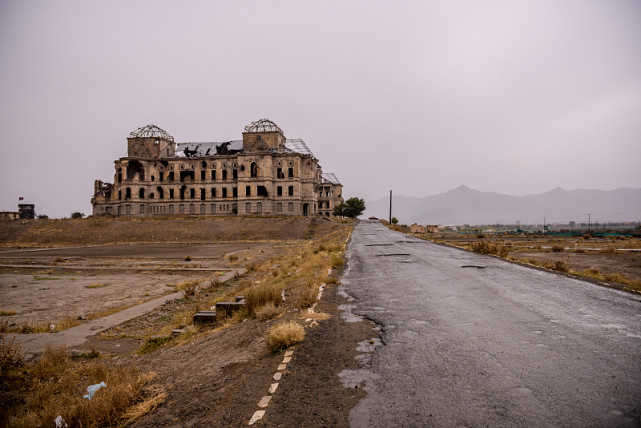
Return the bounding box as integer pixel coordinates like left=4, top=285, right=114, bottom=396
left=92, top=119, right=344, bottom=217
left=410, top=224, right=439, bottom=233
left=18, top=204, right=35, bottom=220
left=0, top=211, right=20, bottom=221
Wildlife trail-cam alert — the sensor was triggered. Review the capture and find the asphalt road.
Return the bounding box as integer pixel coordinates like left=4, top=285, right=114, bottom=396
left=342, top=221, right=641, bottom=427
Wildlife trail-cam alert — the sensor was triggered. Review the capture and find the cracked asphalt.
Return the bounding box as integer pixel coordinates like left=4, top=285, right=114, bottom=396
left=342, top=221, right=641, bottom=427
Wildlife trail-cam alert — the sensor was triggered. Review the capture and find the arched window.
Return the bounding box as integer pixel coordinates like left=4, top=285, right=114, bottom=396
left=200, top=204, right=205, bottom=214
left=250, top=162, right=258, bottom=178
left=139, top=188, right=145, bottom=199
left=288, top=202, right=294, bottom=212
left=277, top=202, right=282, bottom=212
left=245, top=202, right=251, bottom=214
left=256, top=202, right=262, bottom=213
left=189, top=204, right=195, bottom=214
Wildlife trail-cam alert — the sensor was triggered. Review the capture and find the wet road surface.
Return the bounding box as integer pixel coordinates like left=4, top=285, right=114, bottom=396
left=342, top=221, right=641, bottom=427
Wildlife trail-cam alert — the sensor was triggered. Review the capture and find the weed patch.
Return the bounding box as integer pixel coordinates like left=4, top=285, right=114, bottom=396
left=266, top=321, right=305, bottom=354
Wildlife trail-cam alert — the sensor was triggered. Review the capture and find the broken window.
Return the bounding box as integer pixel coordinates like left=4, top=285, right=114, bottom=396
left=233, top=187, right=238, bottom=197
left=118, top=190, right=122, bottom=200
left=246, top=186, right=251, bottom=196
left=190, top=188, right=195, bottom=199
left=288, top=167, right=294, bottom=178
left=222, top=170, right=228, bottom=180
left=139, top=188, right=145, bottom=199
left=222, top=188, right=227, bottom=198
left=201, top=170, right=205, bottom=180
left=211, top=188, right=216, bottom=197
left=157, top=187, right=164, bottom=199
left=151, top=175, right=155, bottom=182
left=149, top=193, right=154, bottom=199
left=257, top=186, right=268, bottom=197
left=160, top=172, right=164, bottom=182
left=288, top=186, right=294, bottom=196
left=169, top=188, right=174, bottom=199
left=168, top=171, right=174, bottom=181
left=117, top=172, right=122, bottom=183
left=126, top=160, right=145, bottom=181
left=211, top=170, right=216, bottom=180
left=233, top=169, right=238, bottom=180
left=180, top=170, right=195, bottom=182
left=200, top=188, right=205, bottom=200
left=277, top=168, right=284, bottom=179
left=125, top=188, right=132, bottom=199
left=180, top=185, right=186, bottom=199
left=250, top=162, right=258, bottom=178
left=277, top=186, right=283, bottom=196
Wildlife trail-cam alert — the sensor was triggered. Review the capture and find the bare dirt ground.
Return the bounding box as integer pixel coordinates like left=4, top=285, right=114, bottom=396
left=0, top=242, right=271, bottom=328
left=429, top=233, right=641, bottom=291
left=1, top=217, right=369, bottom=426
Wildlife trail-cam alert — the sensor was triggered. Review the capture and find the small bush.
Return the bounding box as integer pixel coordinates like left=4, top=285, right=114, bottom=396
left=330, top=254, right=344, bottom=268
left=184, top=256, right=192, bottom=261
left=255, top=303, right=282, bottom=321
left=550, top=244, right=564, bottom=252
left=543, top=259, right=570, bottom=272
left=295, top=283, right=320, bottom=309
left=0, top=334, right=24, bottom=374
left=245, top=283, right=283, bottom=314
left=470, top=240, right=510, bottom=257
left=266, top=321, right=305, bottom=354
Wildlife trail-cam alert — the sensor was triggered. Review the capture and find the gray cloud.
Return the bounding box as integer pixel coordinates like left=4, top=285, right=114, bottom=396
left=1, top=0, right=640, bottom=218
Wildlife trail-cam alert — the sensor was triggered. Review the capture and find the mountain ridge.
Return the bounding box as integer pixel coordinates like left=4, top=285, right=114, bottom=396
left=363, top=186, right=641, bottom=225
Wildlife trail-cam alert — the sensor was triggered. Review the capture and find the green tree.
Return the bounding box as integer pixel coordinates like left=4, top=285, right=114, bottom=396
left=341, top=197, right=366, bottom=219
left=391, top=217, right=398, bottom=224
left=333, top=203, right=344, bottom=217
left=71, top=212, right=85, bottom=219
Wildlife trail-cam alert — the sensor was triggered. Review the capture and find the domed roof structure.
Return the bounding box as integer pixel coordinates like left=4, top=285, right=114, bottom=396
left=243, top=118, right=283, bottom=134
left=129, top=124, right=174, bottom=142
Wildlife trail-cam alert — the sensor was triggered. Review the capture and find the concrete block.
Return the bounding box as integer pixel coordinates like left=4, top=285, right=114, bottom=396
left=193, top=311, right=217, bottom=324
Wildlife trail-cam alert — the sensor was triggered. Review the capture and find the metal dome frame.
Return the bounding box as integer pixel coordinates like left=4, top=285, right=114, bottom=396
left=129, top=124, right=174, bottom=141
left=243, top=118, right=284, bottom=134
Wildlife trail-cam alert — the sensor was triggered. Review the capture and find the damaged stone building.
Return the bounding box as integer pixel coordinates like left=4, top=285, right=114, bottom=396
left=91, top=119, right=343, bottom=218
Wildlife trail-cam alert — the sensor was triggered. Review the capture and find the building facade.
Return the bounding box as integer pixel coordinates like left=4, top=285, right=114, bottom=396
left=91, top=119, right=343, bottom=218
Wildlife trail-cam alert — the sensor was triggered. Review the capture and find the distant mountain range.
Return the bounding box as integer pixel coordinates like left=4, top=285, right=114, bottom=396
left=363, top=186, right=641, bottom=225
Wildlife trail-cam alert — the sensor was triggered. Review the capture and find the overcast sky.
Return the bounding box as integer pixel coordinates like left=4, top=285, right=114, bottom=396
left=1, top=0, right=640, bottom=218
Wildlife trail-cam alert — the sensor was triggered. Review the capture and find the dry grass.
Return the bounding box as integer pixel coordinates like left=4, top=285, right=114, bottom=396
left=245, top=282, right=284, bottom=314
left=295, top=281, right=320, bottom=309
left=550, top=244, right=565, bottom=252
left=543, top=259, right=571, bottom=272
left=3, top=345, right=158, bottom=427
left=255, top=302, right=282, bottom=321
left=470, top=240, right=511, bottom=257
left=86, top=283, right=109, bottom=289
left=266, top=321, right=305, bottom=354
left=0, top=334, right=24, bottom=374
left=0, top=310, right=16, bottom=316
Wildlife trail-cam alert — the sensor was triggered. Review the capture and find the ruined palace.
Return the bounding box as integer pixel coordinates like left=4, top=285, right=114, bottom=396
left=91, top=119, right=343, bottom=217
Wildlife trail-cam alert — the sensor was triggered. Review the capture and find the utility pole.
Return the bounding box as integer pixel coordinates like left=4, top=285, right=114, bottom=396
left=389, top=190, right=392, bottom=224
left=543, top=217, right=546, bottom=233
left=588, top=213, right=591, bottom=232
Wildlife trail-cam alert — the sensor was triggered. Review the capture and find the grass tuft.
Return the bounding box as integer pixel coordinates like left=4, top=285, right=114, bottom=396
left=266, top=321, right=305, bottom=354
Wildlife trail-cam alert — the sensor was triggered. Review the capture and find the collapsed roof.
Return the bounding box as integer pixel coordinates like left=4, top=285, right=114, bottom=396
left=130, top=124, right=174, bottom=142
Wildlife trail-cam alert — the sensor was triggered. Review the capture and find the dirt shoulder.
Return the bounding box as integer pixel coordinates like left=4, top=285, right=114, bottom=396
left=127, top=283, right=373, bottom=427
